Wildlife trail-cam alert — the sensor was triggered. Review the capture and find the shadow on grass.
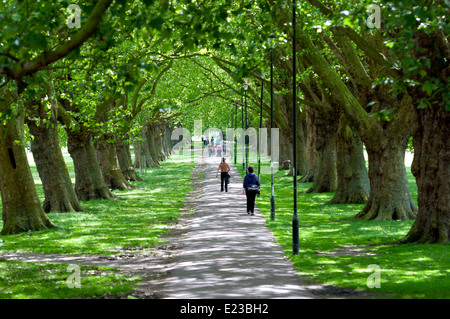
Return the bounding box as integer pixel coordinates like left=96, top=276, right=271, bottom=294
left=236, top=162, right=449, bottom=299
left=0, top=156, right=196, bottom=256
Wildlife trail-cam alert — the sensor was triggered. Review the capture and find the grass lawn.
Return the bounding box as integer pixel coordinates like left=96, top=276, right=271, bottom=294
left=0, top=261, right=140, bottom=299
left=237, top=154, right=449, bottom=299
left=0, top=152, right=196, bottom=298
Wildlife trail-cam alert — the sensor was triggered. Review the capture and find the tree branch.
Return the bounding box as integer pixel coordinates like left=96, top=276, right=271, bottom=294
left=11, top=0, right=114, bottom=80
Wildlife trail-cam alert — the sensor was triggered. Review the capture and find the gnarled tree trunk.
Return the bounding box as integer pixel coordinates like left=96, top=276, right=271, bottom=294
left=142, top=128, right=159, bottom=168
left=401, top=29, right=450, bottom=243
left=329, top=115, right=370, bottom=204
left=400, top=103, right=449, bottom=243
left=300, top=105, right=319, bottom=182
left=95, top=135, right=134, bottom=190
left=28, top=118, right=83, bottom=213
left=146, top=123, right=162, bottom=167
left=355, top=135, right=417, bottom=221
left=67, top=127, right=114, bottom=201
left=0, top=111, right=55, bottom=235
left=116, top=137, right=142, bottom=181
left=287, top=110, right=307, bottom=177
left=305, top=109, right=338, bottom=193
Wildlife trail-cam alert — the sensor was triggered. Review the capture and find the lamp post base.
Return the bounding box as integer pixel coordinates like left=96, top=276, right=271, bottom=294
left=270, top=195, right=275, bottom=221
left=293, top=212, right=299, bottom=255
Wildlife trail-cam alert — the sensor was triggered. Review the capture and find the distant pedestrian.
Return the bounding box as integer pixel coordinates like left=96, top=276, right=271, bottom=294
left=243, top=166, right=260, bottom=215
left=208, top=144, right=213, bottom=157
left=216, top=144, right=222, bottom=157
left=216, top=157, right=231, bottom=192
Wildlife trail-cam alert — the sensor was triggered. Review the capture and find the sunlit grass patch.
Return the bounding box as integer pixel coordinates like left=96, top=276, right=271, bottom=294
left=0, top=155, right=196, bottom=255
left=237, top=162, right=449, bottom=299
left=0, top=261, right=139, bottom=299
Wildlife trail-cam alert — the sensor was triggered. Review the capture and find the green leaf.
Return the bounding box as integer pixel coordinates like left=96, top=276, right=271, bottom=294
left=422, top=80, right=438, bottom=96
left=417, top=98, right=429, bottom=109
left=149, top=16, right=164, bottom=30
left=142, top=0, right=155, bottom=6
left=25, top=34, right=47, bottom=51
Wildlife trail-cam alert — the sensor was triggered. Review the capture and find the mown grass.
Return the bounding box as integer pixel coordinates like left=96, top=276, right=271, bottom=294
left=0, top=153, right=196, bottom=255
left=0, top=152, right=196, bottom=298
left=237, top=154, right=449, bottom=299
left=0, top=261, right=140, bottom=299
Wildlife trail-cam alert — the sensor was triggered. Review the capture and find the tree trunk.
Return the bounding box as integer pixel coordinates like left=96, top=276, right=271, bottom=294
left=329, top=115, right=370, bottom=204
left=279, top=129, right=293, bottom=172
left=399, top=29, right=450, bottom=243
left=116, top=138, right=142, bottom=181
left=400, top=103, right=449, bottom=243
left=66, top=128, right=115, bottom=201
left=141, top=128, right=158, bottom=168
left=300, top=105, right=319, bottom=182
left=355, top=137, right=417, bottom=221
left=163, top=124, right=174, bottom=157
left=147, top=123, right=162, bottom=167
left=305, top=109, right=338, bottom=193
left=28, top=119, right=83, bottom=212
left=133, top=140, right=142, bottom=169
left=287, top=110, right=307, bottom=177
left=95, top=135, right=134, bottom=190
left=155, top=123, right=166, bottom=162
left=0, top=112, right=56, bottom=235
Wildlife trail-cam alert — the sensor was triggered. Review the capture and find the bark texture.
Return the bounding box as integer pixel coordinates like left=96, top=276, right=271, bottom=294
left=28, top=119, right=83, bottom=212
left=355, top=136, right=417, bottom=221
left=66, top=127, right=115, bottom=201
left=95, top=135, right=134, bottom=190
left=299, top=104, right=319, bottom=183
left=401, top=29, right=450, bottom=243
left=329, top=115, right=370, bottom=204
left=116, top=138, right=142, bottom=181
left=0, top=111, right=56, bottom=235
left=401, top=104, right=449, bottom=243
left=305, top=108, right=338, bottom=193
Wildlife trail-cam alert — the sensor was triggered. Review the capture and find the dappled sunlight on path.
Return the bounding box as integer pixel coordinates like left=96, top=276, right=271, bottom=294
left=161, top=155, right=315, bottom=299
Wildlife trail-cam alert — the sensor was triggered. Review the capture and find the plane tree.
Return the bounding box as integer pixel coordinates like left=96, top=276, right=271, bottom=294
left=0, top=0, right=115, bottom=234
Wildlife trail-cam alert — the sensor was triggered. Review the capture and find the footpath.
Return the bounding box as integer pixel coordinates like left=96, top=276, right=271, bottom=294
left=160, top=155, right=315, bottom=299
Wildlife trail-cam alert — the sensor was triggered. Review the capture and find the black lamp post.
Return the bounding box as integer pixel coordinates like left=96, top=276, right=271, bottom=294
left=243, top=82, right=249, bottom=170
left=292, top=0, right=299, bottom=255
left=241, top=96, right=245, bottom=171
left=258, top=81, right=263, bottom=180
left=234, top=102, right=237, bottom=165
left=268, top=34, right=276, bottom=221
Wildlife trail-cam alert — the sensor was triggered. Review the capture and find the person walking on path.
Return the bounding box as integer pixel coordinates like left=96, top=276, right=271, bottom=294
left=207, top=143, right=213, bottom=157
left=243, top=166, right=260, bottom=215
left=216, top=157, right=231, bottom=192
left=216, top=144, right=222, bottom=157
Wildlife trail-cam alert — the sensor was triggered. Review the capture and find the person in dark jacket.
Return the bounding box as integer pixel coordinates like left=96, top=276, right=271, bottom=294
left=243, top=166, right=260, bottom=215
